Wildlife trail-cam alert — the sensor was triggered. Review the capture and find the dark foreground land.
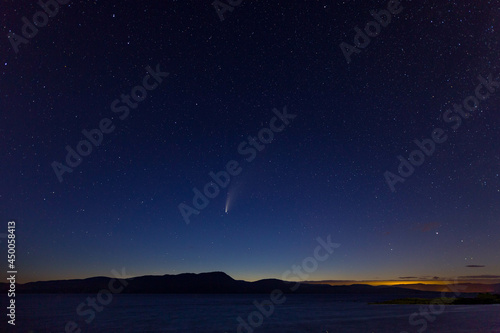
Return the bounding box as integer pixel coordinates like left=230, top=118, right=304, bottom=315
left=373, top=293, right=500, bottom=305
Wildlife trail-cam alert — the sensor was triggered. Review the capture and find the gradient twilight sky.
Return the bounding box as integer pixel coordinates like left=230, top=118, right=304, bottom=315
left=1, top=0, right=499, bottom=284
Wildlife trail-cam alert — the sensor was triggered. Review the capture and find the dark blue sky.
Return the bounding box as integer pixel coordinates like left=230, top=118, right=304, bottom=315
left=1, top=0, right=499, bottom=283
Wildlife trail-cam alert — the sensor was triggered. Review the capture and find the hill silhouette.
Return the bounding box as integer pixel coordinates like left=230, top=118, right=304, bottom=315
left=2, top=271, right=487, bottom=295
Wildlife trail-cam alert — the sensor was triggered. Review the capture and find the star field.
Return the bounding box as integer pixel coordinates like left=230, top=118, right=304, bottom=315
left=0, top=0, right=499, bottom=283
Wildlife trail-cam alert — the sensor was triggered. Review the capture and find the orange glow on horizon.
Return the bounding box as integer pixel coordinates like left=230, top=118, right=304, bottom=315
left=302, top=279, right=500, bottom=293
left=307, top=280, right=452, bottom=286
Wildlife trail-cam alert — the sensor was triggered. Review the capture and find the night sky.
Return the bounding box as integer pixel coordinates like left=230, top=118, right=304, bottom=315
left=1, top=0, right=499, bottom=284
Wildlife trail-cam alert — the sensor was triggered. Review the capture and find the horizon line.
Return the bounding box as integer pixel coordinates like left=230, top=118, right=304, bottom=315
left=13, top=271, right=500, bottom=285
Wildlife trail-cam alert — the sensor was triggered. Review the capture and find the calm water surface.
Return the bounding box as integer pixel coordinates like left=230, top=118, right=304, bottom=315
left=5, top=294, right=500, bottom=332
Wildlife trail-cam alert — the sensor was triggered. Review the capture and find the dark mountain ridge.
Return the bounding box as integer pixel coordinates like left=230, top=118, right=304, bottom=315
left=2, top=272, right=491, bottom=295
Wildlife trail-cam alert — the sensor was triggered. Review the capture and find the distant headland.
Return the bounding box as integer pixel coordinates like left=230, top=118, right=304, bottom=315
left=2, top=272, right=499, bottom=295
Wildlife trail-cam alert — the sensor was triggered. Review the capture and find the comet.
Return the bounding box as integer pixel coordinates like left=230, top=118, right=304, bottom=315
left=224, top=191, right=231, bottom=214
